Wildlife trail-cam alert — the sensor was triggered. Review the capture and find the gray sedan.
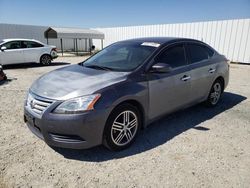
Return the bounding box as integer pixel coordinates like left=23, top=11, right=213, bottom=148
left=24, top=37, right=229, bottom=151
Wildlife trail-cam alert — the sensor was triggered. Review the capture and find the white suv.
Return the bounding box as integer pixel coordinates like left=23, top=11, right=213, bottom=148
left=0, top=38, right=58, bottom=65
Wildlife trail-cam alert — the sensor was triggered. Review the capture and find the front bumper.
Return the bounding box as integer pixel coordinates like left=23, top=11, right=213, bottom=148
left=24, top=103, right=110, bottom=149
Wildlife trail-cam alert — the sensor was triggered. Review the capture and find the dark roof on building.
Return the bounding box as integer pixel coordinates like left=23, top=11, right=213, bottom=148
left=44, top=27, right=104, bottom=39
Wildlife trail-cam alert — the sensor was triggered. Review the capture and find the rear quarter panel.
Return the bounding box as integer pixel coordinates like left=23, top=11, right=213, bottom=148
left=35, top=46, right=53, bottom=63
left=211, top=54, right=229, bottom=91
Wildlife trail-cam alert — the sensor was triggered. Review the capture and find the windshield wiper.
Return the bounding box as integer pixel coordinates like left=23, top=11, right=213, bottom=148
left=84, top=64, right=114, bottom=71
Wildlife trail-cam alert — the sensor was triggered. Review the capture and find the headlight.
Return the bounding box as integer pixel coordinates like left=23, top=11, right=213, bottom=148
left=53, top=94, right=101, bottom=114
left=26, top=92, right=34, bottom=107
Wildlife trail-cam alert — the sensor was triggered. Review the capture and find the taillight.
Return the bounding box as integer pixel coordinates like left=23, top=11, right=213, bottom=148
left=52, top=48, right=57, bottom=52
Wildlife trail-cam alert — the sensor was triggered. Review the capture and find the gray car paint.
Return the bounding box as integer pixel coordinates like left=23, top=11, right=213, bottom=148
left=31, top=64, right=129, bottom=100
left=25, top=37, right=229, bottom=149
left=147, top=66, right=192, bottom=119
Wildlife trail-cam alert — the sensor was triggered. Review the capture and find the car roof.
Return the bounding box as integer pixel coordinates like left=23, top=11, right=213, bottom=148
left=118, top=37, right=205, bottom=45
left=1, top=38, right=43, bottom=44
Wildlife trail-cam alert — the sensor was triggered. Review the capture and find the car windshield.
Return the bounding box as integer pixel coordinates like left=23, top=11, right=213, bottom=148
left=82, top=42, right=157, bottom=72
left=0, top=40, right=4, bottom=45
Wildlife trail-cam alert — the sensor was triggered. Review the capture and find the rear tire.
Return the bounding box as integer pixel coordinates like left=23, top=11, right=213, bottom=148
left=205, top=79, right=223, bottom=107
left=103, top=103, right=141, bottom=151
left=40, top=54, right=51, bottom=65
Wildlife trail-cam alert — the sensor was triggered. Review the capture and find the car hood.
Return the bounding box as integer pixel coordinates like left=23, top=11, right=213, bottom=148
left=30, top=64, right=129, bottom=100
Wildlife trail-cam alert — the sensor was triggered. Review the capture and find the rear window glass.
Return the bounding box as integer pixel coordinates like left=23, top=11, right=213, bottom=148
left=22, top=41, right=44, bottom=48
left=187, top=44, right=210, bottom=64
left=206, top=46, right=215, bottom=57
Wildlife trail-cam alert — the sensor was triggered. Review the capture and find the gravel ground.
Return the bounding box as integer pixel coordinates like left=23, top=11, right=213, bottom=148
left=0, top=57, right=250, bottom=188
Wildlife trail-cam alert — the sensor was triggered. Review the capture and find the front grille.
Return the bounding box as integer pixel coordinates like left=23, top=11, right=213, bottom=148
left=27, top=93, right=53, bottom=115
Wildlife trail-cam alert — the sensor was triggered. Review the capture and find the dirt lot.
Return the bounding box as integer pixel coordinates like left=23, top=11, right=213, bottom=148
left=0, top=57, right=250, bottom=188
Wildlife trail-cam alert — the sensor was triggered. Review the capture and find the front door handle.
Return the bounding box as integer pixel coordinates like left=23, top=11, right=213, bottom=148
left=209, top=68, right=216, bottom=73
left=181, top=75, right=191, bottom=81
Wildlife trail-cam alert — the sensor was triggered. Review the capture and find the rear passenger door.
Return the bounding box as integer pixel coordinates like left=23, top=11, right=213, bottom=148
left=148, top=43, right=192, bottom=120
left=21, top=41, right=44, bottom=63
left=186, top=42, right=216, bottom=102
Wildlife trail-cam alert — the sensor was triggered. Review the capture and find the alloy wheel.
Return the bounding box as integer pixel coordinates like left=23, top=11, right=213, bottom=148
left=210, top=82, right=222, bottom=105
left=41, top=55, right=51, bottom=65
left=111, top=110, right=138, bottom=146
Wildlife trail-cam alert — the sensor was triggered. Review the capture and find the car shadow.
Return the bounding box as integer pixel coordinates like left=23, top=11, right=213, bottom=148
left=0, top=77, right=17, bottom=86
left=53, top=92, right=246, bottom=162
left=3, top=62, right=70, bottom=69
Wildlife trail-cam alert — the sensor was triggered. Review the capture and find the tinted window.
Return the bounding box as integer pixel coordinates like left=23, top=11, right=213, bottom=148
left=22, top=41, right=44, bottom=48
left=156, top=44, right=186, bottom=68
left=3, top=41, right=21, bottom=49
left=206, top=46, right=214, bottom=57
left=188, top=44, right=210, bottom=64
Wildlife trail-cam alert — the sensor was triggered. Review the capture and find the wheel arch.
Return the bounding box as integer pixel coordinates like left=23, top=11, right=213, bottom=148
left=37, top=52, right=53, bottom=63
left=118, top=99, right=145, bottom=128
left=102, top=99, right=146, bottom=150
left=214, top=76, right=225, bottom=91
left=40, top=53, right=52, bottom=62
left=105, top=98, right=146, bottom=133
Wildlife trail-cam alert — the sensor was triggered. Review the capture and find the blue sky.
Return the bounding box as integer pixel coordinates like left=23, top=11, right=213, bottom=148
left=0, top=0, right=249, bottom=28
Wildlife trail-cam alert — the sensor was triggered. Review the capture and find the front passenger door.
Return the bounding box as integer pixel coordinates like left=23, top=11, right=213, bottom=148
left=0, top=41, right=24, bottom=65
left=147, top=44, right=192, bottom=120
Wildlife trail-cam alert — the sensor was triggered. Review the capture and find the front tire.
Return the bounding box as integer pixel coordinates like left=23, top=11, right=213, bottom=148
left=40, top=54, right=51, bottom=65
left=103, top=103, right=141, bottom=151
left=206, top=79, right=223, bottom=107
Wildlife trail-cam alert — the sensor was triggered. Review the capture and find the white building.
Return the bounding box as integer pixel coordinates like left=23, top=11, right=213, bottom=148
left=0, top=18, right=249, bottom=63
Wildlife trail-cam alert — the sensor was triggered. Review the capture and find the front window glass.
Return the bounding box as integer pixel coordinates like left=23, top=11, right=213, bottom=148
left=156, top=44, right=187, bottom=68
left=3, top=41, right=21, bottom=49
left=83, top=42, right=156, bottom=71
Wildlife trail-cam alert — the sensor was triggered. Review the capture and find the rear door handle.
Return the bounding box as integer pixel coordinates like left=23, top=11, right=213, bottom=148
left=209, top=68, right=216, bottom=73
left=181, top=75, right=191, bottom=81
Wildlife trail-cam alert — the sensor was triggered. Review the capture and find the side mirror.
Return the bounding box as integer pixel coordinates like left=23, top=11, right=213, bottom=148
left=1, top=46, right=7, bottom=51
left=91, top=45, right=95, bottom=50
left=150, top=63, right=172, bottom=73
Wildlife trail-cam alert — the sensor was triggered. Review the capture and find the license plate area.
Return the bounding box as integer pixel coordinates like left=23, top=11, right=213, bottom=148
left=24, top=113, right=34, bottom=124
left=24, top=114, right=41, bottom=132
